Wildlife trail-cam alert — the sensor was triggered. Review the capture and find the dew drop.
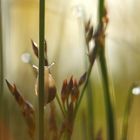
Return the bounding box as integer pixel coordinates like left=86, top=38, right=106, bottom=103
left=132, top=86, right=140, bottom=95
left=21, top=52, right=31, bottom=63
left=72, top=5, right=84, bottom=18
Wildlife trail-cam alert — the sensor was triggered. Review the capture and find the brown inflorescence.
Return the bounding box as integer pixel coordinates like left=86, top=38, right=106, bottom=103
left=61, top=76, right=80, bottom=110
left=59, top=73, right=87, bottom=139
left=5, top=80, right=35, bottom=140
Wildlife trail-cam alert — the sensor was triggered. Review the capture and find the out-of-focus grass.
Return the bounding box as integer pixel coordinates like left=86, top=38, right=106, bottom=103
left=0, top=1, right=3, bottom=95
left=121, top=86, right=134, bottom=140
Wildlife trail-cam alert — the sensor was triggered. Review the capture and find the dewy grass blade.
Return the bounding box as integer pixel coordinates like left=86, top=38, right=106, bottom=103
left=38, top=0, right=45, bottom=140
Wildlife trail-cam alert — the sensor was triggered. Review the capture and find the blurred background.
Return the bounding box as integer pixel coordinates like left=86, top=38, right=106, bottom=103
left=0, top=0, right=140, bottom=140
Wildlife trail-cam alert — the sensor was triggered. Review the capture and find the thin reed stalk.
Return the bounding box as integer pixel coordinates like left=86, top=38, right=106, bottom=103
left=74, top=64, right=93, bottom=117
left=38, top=0, right=45, bottom=140
left=121, top=87, right=134, bottom=140
left=74, top=36, right=99, bottom=118
left=98, top=49, right=114, bottom=140
left=56, top=93, right=66, bottom=117
left=97, top=0, right=115, bottom=140
left=83, top=20, right=94, bottom=139
left=86, top=80, right=94, bottom=139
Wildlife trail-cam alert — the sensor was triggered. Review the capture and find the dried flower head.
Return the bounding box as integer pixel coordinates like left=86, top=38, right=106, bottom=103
left=61, top=76, right=79, bottom=107
left=60, top=72, right=87, bottom=117
left=59, top=74, right=86, bottom=139
left=5, top=80, right=35, bottom=139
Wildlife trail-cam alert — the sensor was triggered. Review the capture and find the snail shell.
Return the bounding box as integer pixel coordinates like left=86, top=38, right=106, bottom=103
left=35, top=67, right=56, bottom=105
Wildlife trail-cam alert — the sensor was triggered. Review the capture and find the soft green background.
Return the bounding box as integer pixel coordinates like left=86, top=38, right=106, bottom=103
left=0, top=0, right=140, bottom=140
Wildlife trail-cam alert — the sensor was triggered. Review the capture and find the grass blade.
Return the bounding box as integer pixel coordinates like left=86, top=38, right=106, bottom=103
left=98, top=48, right=115, bottom=140
left=121, top=86, right=134, bottom=140
left=86, top=79, right=94, bottom=140
left=97, top=0, right=115, bottom=140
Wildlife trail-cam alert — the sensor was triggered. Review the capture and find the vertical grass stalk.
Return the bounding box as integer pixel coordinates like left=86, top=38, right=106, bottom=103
left=86, top=80, right=94, bottom=139
left=98, top=0, right=115, bottom=140
left=98, top=0, right=104, bottom=23
left=98, top=49, right=114, bottom=140
left=121, top=87, right=134, bottom=140
left=38, top=0, right=45, bottom=140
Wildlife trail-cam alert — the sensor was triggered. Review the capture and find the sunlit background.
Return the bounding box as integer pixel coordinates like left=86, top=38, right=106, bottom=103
left=0, top=0, right=140, bottom=140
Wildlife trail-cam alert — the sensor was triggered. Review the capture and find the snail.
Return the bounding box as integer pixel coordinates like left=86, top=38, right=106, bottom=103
left=33, top=65, right=56, bottom=105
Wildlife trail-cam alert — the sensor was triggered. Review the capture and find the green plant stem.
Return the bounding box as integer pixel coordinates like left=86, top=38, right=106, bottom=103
left=86, top=80, right=94, bottom=140
left=38, top=0, right=45, bottom=140
left=98, top=0, right=104, bottom=24
left=98, top=0, right=115, bottom=140
left=121, top=88, right=134, bottom=140
left=56, top=93, right=66, bottom=117
left=82, top=18, right=94, bottom=139
left=74, top=64, right=92, bottom=118
left=98, top=48, right=114, bottom=140
left=74, top=42, right=99, bottom=119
